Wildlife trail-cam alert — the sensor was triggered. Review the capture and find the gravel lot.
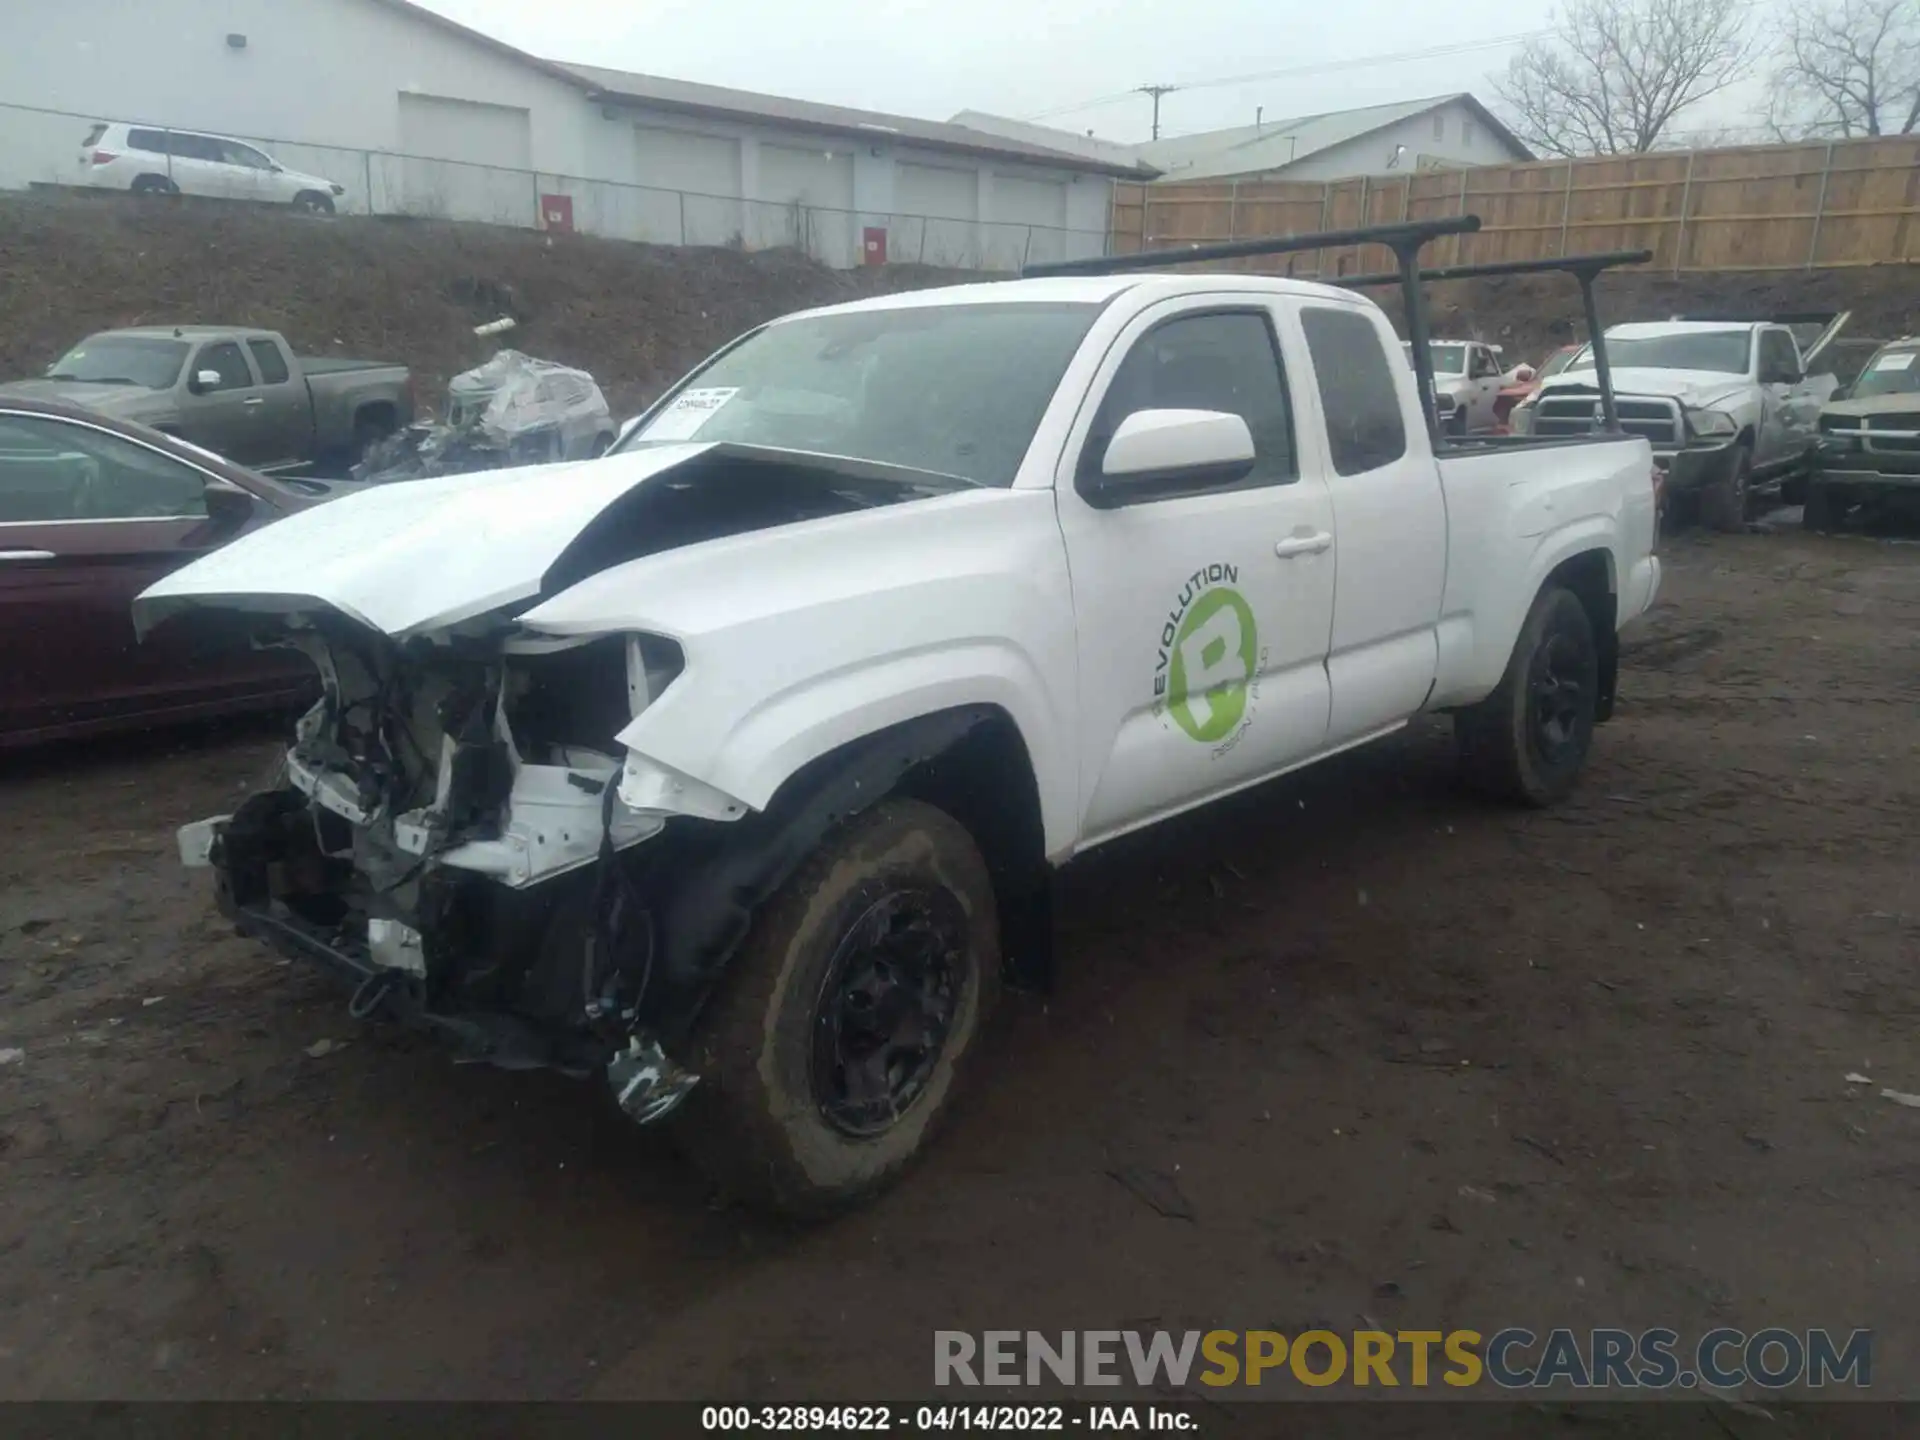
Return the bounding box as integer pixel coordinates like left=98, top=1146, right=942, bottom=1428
left=2, top=521, right=1916, bottom=1410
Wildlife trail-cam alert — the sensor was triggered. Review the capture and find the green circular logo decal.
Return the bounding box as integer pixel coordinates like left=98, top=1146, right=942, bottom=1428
left=1167, top=586, right=1258, bottom=742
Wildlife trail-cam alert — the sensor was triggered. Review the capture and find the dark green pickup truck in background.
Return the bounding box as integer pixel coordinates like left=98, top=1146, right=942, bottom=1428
left=0, top=326, right=412, bottom=475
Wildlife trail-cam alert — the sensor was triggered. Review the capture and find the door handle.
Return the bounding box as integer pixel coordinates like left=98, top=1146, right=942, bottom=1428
left=0, top=550, right=57, bottom=562
left=243, top=397, right=266, bottom=407
left=1274, top=532, right=1333, bottom=559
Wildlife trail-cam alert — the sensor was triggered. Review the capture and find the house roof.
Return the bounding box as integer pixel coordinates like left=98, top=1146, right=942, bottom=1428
left=1136, top=94, right=1532, bottom=180
left=955, top=93, right=1531, bottom=183
left=560, top=63, right=1154, bottom=178
left=364, top=0, right=1151, bottom=178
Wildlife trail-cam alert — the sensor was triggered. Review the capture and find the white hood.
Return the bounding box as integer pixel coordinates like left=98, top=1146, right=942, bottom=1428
left=134, top=443, right=714, bottom=638
left=1541, top=367, right=1750, bottom=410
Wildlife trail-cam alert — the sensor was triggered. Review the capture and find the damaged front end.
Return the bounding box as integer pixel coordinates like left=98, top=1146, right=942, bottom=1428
left=191, top=616, right=707, bottom=1121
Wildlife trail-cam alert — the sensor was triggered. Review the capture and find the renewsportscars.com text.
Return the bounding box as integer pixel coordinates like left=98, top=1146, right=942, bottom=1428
left=935, top=1328, right=1872, bottom=1391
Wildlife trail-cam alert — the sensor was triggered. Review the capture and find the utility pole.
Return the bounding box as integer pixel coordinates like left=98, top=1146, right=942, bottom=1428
left=1136, top=84, right=1178, bottom=141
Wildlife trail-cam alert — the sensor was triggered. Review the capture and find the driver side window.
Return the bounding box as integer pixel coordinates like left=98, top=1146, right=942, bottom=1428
left=0, top=415, right=209, bottom=523
left=1760, top=331, right=1800, bottom=382
left=1078, top=309, right=1296, bottom=499
left=194, top=341, right=255, bottom=393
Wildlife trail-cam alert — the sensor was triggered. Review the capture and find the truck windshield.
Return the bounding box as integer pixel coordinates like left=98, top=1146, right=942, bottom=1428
left=48, top=337, right=189, bottom=390
left=1406, top=342, right=1468, bottom=375
left=1851, top=349, right=1920, bottom=398
left=1571, top=332, right=1749, bottom=374
left=616, top=302, right=1103, bottom=487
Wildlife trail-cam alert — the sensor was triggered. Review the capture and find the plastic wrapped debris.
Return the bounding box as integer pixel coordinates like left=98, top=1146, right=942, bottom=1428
left=451, top=350, right=611, bottom=458
left=353, top=350, right=615, bottom=483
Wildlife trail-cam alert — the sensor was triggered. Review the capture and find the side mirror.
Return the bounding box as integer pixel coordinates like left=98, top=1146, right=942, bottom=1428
left=189, top=369, right=222, bottom=394
left=202, top=478, right=255, bottom=531
left=1093, top=409, right=1254, bottom=504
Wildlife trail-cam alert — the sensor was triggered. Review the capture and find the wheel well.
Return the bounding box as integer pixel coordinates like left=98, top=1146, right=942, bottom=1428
left=353, top=402, right=397, bottom=437
left=1546, top=549, right=1618, bottom=722
left=892, top=709, right=1052, bottom=991
left=635, top=705, right=1053, bottom=1038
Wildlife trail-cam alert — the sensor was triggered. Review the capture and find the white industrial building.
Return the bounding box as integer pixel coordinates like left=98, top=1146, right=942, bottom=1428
left=0, top=0, right=1148, bottom=269
left=956, top=94, right=1532, bottom=185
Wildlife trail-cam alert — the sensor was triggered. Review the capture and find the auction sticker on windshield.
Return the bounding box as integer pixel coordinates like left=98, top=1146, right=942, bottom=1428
left=1872, top=351, right=1915, bottom=372
left=643, top=387, right=738, bottom=440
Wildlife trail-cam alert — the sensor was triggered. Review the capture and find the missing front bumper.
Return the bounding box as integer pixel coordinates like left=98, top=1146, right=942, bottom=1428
left=193, top=812, right=700, bottom=1120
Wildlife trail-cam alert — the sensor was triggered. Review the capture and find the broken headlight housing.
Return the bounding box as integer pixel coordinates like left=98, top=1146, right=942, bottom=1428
left=1685, top=407, right=1737, bottom=440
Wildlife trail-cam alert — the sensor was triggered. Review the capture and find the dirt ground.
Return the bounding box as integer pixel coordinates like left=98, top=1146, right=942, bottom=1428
left=1, top=520, right=1917, bottom=1412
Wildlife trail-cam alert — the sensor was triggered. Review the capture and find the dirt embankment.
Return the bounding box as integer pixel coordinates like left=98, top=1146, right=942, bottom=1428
left=0, top=193, right=977, bottom=417
left=4, top=192, right=1916, bottom=418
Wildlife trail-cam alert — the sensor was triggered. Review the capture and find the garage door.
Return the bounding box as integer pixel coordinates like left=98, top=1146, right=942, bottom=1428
left=994, top=174, right=1067, bottom=229
left=896, top=161, right=980, bottom=268
left=758, top=142, right=857, bottom=263
left=636, top=124, right=744, bottom=246
left=395, top=93, right=534, bottom=227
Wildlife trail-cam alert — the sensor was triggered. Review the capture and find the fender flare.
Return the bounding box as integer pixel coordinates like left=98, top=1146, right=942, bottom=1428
left=633, top=705, right=1013, bottom=1038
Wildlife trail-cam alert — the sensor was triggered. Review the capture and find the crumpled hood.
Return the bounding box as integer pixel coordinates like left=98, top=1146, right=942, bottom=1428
left=135, top=443, right=714, bottom=638
left=0, top=378, right=174, bottom=421
left=1540, top=367, right=1751, bottom=411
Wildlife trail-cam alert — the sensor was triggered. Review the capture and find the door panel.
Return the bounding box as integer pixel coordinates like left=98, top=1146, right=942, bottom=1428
left=1298, top=304, right=1446, bottom=742
left=176, top=339, right=267, bottom=462
left=0, top=412, right=303, bottom=743
left=1055, top=298, right=1336, bottom=845
left=245, top=339, right=308, bottom=466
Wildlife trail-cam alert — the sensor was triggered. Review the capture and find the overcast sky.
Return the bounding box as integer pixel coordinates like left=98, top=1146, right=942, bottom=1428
left=414, top=0, right=1772, bottom=146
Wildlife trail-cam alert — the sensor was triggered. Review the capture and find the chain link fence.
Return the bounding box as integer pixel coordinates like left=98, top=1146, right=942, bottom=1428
left=1, top=101, right=1109, bottom=273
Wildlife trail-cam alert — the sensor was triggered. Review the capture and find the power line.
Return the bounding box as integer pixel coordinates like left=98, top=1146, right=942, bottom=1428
left=1024, top=30, right=1550, bottom=123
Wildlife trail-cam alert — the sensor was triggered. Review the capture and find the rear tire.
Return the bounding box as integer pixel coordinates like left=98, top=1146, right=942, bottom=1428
left=1700, top=442, right=1753, bottom=533
left=1455, top=586, right=1599, bottom=808
left=674, top=798, right=1002, bottom=1218
left=130, top=175, right=177, bottom=197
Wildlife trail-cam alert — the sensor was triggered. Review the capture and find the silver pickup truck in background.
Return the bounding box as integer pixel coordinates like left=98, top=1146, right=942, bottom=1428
left=1518, top=313, right=1849, bottom=531
left=0, top=327, right=413, bottom=475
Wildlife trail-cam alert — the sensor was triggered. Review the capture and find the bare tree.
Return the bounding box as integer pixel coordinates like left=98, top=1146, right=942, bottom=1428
left=1765, top=0, right=1920, bottom=139
left=1495, top=0, right=1760, bottom=156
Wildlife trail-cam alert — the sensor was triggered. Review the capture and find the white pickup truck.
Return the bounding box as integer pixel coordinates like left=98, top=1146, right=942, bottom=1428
left=1519, top=314, right=1849, bottom=530
left=138, top=220, right=1661, bottom=1215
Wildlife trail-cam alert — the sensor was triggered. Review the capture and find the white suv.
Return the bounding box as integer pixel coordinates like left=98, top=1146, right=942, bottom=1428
left=78, top=122, right=346, bottom=213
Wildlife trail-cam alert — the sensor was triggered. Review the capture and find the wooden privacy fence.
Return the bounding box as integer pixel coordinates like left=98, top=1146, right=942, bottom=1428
left=1110, top=135, right=1920, bottom=278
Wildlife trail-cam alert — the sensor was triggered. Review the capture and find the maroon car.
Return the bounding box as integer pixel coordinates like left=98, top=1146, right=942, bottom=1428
left=0, top=397, right=333, bottom=746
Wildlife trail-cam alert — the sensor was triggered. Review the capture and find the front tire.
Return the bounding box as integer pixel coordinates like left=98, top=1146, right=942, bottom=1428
left=1455, top=586, right=1599, bottom=807
left=1700, top=441, right=1753, bottom=533
left=292, top=191, right=336, bottom=215
left=675, top=798, right=1002, bottom=1217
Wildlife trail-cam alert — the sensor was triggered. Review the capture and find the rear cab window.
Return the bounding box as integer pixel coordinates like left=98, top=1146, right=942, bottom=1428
left=247, top=339, right=291, bottom=385
left=81, top=123, right=107, bottom=148
left=1300, top=307, right=1409, bottom=476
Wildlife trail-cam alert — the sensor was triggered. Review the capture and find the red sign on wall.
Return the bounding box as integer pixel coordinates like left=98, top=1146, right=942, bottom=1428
left=863, top=226, right=888, bottom=265
left=540, top=194, right=575, bottom=233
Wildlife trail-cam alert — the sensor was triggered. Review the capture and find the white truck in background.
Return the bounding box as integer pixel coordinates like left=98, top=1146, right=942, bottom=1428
left=138, top=219, right=1661, bottom=1217
left=1519, top=314, right=1849, bottom=530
